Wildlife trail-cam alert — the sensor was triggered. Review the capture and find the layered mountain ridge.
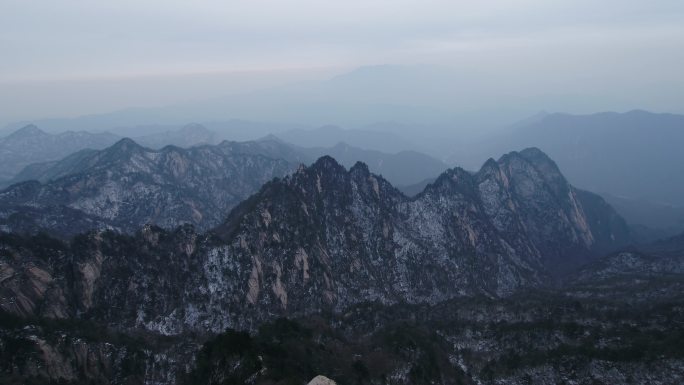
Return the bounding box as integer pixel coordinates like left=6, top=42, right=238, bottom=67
left=0, top=137, right=298, bottom=236
left=0, top=134, right=452, bottom=237
left=0, top=124, right=120, bottom=183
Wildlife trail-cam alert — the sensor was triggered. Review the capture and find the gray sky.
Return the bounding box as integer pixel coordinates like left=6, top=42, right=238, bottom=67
left=1, top=0, right=683, bottom=126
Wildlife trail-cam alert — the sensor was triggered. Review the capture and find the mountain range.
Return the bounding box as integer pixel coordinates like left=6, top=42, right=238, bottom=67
left=0, top=134, right=449, bottom=237
left=1, top=123, right=447, bottom=189
left=2, top=141, right=683, bottom=383
left=8, top=108, right=684, bottom=234
left=1, top=148, right=631, bottom=325
left=2, top=111, right=684, bottom=384
left=0, top=124, right=215, bottom=187
left=0, top=125, right=120, bottom=183
left=0, top=137, right=298, bottom=236
left=1, top=148, right=680, bottom=384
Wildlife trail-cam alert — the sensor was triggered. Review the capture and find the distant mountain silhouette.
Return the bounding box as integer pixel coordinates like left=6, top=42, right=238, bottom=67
left=0, top=125, right=120, bottom=183
left=0, top=65, right=502, bottom=134
left=275, top=125, right=417, bottom=154
left=601, top=193, right=684, bottom=242
left=134, top=123, right=219, bottom=148
left=450, top=110, right=684, bottom=207
left=3, top=123, right=284, bottom=186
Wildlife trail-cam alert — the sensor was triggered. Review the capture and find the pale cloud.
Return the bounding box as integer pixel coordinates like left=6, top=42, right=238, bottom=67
left=0, top=0, right=682, bottom=125
left=2, top=0, right=682, bottom=80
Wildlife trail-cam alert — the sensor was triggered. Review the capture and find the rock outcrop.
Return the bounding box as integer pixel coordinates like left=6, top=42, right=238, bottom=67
left=308, top=375, right=338, bottom=385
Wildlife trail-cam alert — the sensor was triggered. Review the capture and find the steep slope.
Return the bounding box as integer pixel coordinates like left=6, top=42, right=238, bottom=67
left=0, top=124, right=120, bottom=183
left=0, top=138, right=297, bottom=236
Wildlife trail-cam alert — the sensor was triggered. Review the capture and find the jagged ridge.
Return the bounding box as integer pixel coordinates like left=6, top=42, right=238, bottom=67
left=0, top=148, right=632, bottom=337
left=0, top=137, right=299, bottom=236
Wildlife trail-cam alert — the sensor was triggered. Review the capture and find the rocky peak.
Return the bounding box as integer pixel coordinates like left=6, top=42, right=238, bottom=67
left=310, top=155, right=345, bottom=173
left=87, top=137, right=148, bottom=170
left=349, top=160, right=371, bottom=177
left=107, top=137, right=144, bottom=154
left=474, top=157, right=505, bottom=182
left=492, top=147, right=570, bottom=199
left=288, top=156, right=394, bottom=203
left=498, top=147, right=560, bottom=172
left=517, top=147, right=567, bottom=185
left=423, top=166, right=475, bottom=197
left=103, top=138, right=145, bottom=158
left=517, top=146, right=555, bottom=162
left=479, top=157, right=500, bottom=172
left=291, top=156, right=347, bottom=190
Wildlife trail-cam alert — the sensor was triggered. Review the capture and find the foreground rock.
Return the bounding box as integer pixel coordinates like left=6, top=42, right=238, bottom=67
left=308, top=375, right=338, bottom=385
